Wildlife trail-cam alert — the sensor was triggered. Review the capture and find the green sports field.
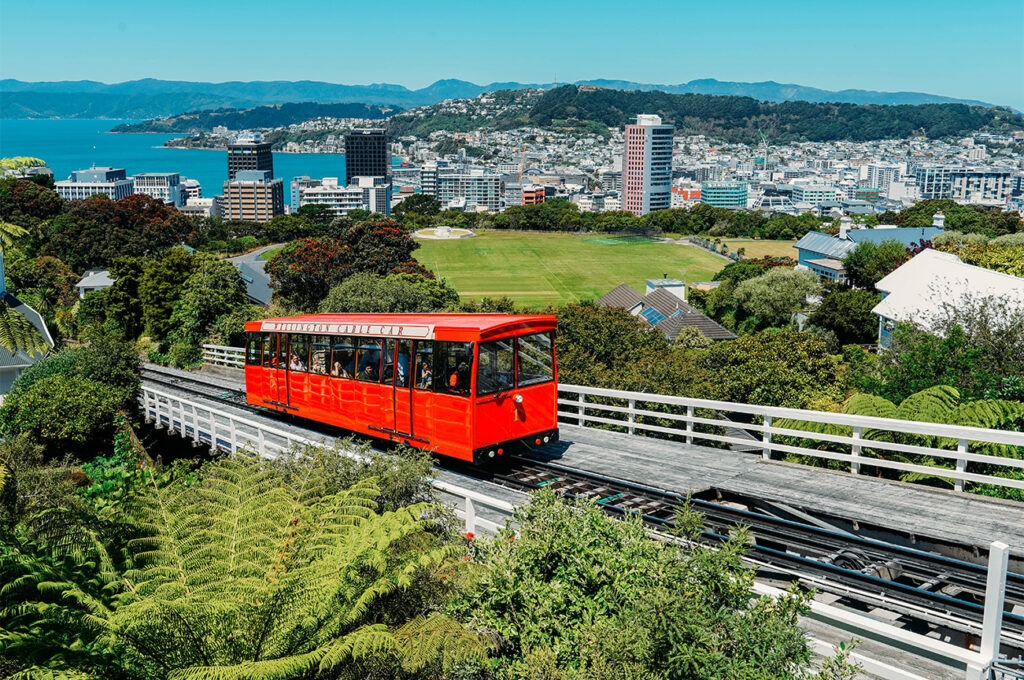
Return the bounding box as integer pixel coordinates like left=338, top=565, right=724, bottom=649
left=721, top=239, right=798, bottom=259
left=414, top=231, right=727, bottom=309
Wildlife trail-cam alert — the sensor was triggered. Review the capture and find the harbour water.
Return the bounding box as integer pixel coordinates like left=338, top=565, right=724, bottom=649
left=0, top=119, right=359, bottom=198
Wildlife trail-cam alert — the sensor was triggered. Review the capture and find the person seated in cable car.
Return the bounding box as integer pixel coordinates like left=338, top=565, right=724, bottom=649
left=360, top=362, right=378, bottom=382
left=289, top=353, right=306, bottom=372
left=449, top=361, right=470, bottom=394
left=416, top=359, right=433, bottom=389
left=331, top=359, right=350, bottom=378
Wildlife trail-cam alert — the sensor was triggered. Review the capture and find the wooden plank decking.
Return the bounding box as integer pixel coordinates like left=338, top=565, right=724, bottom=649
left=544, top=425, right=1024, bottom=553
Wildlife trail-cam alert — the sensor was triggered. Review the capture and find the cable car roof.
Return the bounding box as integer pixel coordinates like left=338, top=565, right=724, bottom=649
left=246, top=313, right=556, bottom=341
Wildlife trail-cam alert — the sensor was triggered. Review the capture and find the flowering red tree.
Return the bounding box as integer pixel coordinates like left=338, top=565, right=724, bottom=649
left=265, top=218, right=432, bottom=311
left=44, top=194, right=193, bottom=271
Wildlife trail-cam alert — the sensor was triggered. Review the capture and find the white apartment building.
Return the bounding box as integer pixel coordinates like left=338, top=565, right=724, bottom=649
left=791, top=184, right=839, bottom=206
left=436, top=169, right=502, bottom=212
left=133, top=172, right=186, bottom=207
left=55, top=167, right=134, bottom=201
left=180, top=196, right=221, bottom=218
left=298, top=176, right=392, bottom=217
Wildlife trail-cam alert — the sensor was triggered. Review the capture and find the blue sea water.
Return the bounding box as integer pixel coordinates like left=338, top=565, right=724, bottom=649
left=0, top=119, right=367, bottom=199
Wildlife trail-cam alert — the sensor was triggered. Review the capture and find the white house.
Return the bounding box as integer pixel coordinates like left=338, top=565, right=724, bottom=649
left=872, top=248, right=1024, bottom=348
left=75, top=269, right=115, bottom=299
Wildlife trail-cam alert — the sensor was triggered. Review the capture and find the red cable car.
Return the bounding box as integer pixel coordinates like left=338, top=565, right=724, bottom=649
left=243, top=313, right=559, bottom=464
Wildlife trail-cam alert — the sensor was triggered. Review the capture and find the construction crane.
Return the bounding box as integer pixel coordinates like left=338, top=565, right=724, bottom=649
left=517, top=144, right=527, bottom=183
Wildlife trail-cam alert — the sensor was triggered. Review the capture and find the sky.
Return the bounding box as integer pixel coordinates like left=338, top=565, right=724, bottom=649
left=3, top=0, right=1023, bottom=110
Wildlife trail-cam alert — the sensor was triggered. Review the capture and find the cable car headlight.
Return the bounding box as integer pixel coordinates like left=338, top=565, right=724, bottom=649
left=514, top=394, right=523, bottom=404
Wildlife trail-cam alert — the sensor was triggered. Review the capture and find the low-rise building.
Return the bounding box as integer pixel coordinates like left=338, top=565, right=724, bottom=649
left=75, top=269, right=115, bottom=298
left=55, top=167, right=134, bottom=201
left=700, top=181, right=748, bottom=208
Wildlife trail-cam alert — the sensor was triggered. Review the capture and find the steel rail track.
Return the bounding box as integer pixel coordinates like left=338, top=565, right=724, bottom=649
left=138, top=367, right=1024, bottom=647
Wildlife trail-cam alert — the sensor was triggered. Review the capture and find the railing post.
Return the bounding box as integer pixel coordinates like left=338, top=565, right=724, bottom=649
left=464, top=497, right=476, bottom=534
left=851, top=426, right=863, bottom=475
left=955, top=438, right=968, bottom=493
left=577, top=392, right=586, bottom=426
left=627, top=399, right=635, bottom=435
left=980, top=541, right=1009, bottom=674
left=686, top=405, right=694, bottom=446
left=761, top=415, right=773, bottom=460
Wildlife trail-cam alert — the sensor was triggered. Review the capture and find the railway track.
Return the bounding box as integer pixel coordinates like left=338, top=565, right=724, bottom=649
left=140, top=365, right=1024, bottom=651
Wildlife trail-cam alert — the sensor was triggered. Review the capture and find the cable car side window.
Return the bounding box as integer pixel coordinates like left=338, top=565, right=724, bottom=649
left=356, top=337, right=382, bottom=382
left=517, top=331, right=554, bottom=386
left=275, top=334, right=289, bottom=369
left=477, top=338, right=514, bottom=396
left=413, top=341, right=434, bottom=390
left=263, top=333, right=276, bottom=367
left=310, top=335, right=330, bottom=375
left=289, top=334, right=309, bottom=372
left=245, top=332, right=262, bottom=365
left=435, top=341, right=473, bottom=396
left=331, top=336, right=355, bottom=378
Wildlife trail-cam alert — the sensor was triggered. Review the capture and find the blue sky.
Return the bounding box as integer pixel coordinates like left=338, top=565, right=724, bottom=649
left=3, top=0, right=1023, bottom=109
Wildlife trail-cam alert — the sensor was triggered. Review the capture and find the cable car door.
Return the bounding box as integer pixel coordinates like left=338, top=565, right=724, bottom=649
left=392, top=340, right=413, bottom=435
left=273, top=333, right=289, bottom=406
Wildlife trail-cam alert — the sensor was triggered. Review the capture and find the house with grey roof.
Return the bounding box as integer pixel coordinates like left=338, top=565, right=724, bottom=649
left=793, top=214, right=945, bottom=283
left=76, top=269, right=115, bottom=298
left=597, top=279, right=736, bottom=342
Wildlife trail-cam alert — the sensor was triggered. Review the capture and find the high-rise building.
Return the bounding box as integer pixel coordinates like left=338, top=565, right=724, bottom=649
left=622, top=114, right=673, bottom=216
left=222, top=170, right=284, bottom=221
left=133, top=172, right=186, bottom=207
left=55, top=167, right=134, bottom=201
left=700, top=181, right=748, bottom=208
left=227, top=138, right=273, bottom=181
left=344, top=129, right=390, bottom=185
left=437, top=169, right=501, bottom=212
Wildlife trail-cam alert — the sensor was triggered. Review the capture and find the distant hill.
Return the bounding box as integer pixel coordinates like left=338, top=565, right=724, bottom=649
left=521, top=86, right=1023, bottom=144
left=0, top=77, right=1002, bottom=119
left=110, top=102, right=399, bottom=133
left=382, top=86, right=1024, bottom=144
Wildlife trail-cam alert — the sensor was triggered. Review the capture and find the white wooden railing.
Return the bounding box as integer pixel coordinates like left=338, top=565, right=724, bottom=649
left=558, top=384, right=1024, bottom=495
left=202, top=344, right=245, bottom=368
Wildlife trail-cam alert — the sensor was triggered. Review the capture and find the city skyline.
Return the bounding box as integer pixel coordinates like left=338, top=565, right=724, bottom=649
left=2, top=0, right=1022, bottom=111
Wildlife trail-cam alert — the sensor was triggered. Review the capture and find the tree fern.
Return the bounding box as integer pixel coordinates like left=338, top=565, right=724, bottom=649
left=3, top=440, right=483, bottom=679
left=0, top=297, right=49, bottom=358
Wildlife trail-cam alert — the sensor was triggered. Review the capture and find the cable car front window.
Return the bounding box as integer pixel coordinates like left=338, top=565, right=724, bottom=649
left=517, top=331, right=554, bottom=386
left=435, top=341, right=473, bottom=396
left=477, top=338, right=515, bottom=396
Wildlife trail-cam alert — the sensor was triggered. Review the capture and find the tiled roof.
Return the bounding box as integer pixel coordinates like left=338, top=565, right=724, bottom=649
left=655, top=313, right=737, bottom=341
left=597, top=283, right=643, bottom=311
left=235, top=261, right=273, bottom=306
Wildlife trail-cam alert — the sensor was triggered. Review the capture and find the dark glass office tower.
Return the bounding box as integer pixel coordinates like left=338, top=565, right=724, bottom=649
left=227, top=141, right=274, bottom=181
left=344, top=129, right=389, bottom=185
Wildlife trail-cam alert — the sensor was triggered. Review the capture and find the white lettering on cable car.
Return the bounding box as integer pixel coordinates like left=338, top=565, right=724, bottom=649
left=260, top=321, right=434, bottom=339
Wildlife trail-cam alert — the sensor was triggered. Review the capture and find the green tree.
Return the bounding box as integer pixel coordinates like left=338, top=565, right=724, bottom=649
left=166, top=256, right=247, bottom=346
left=733, top=267, right=819, bottom=327
left=0, top=450, right=484, bottom=679
left=0, top=176, right=64, bottom=231
left=841, top=240, right=910, bottom=289
left=319, top=272, right=460, bottom=314
left=103, top=257, right=146, bottom=339
left=138, top=248, right=198, bottom=340
left=809, top=289, right=882, bottom=345
left=0, top=223, right=49, bottom=358
left=393, top=193, right=441, bottom=218
left=265, top=218, right=431, bottom=311
left=700, top=328, right=845, bottom=408
left=454, top=489, right=817, bottom=679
